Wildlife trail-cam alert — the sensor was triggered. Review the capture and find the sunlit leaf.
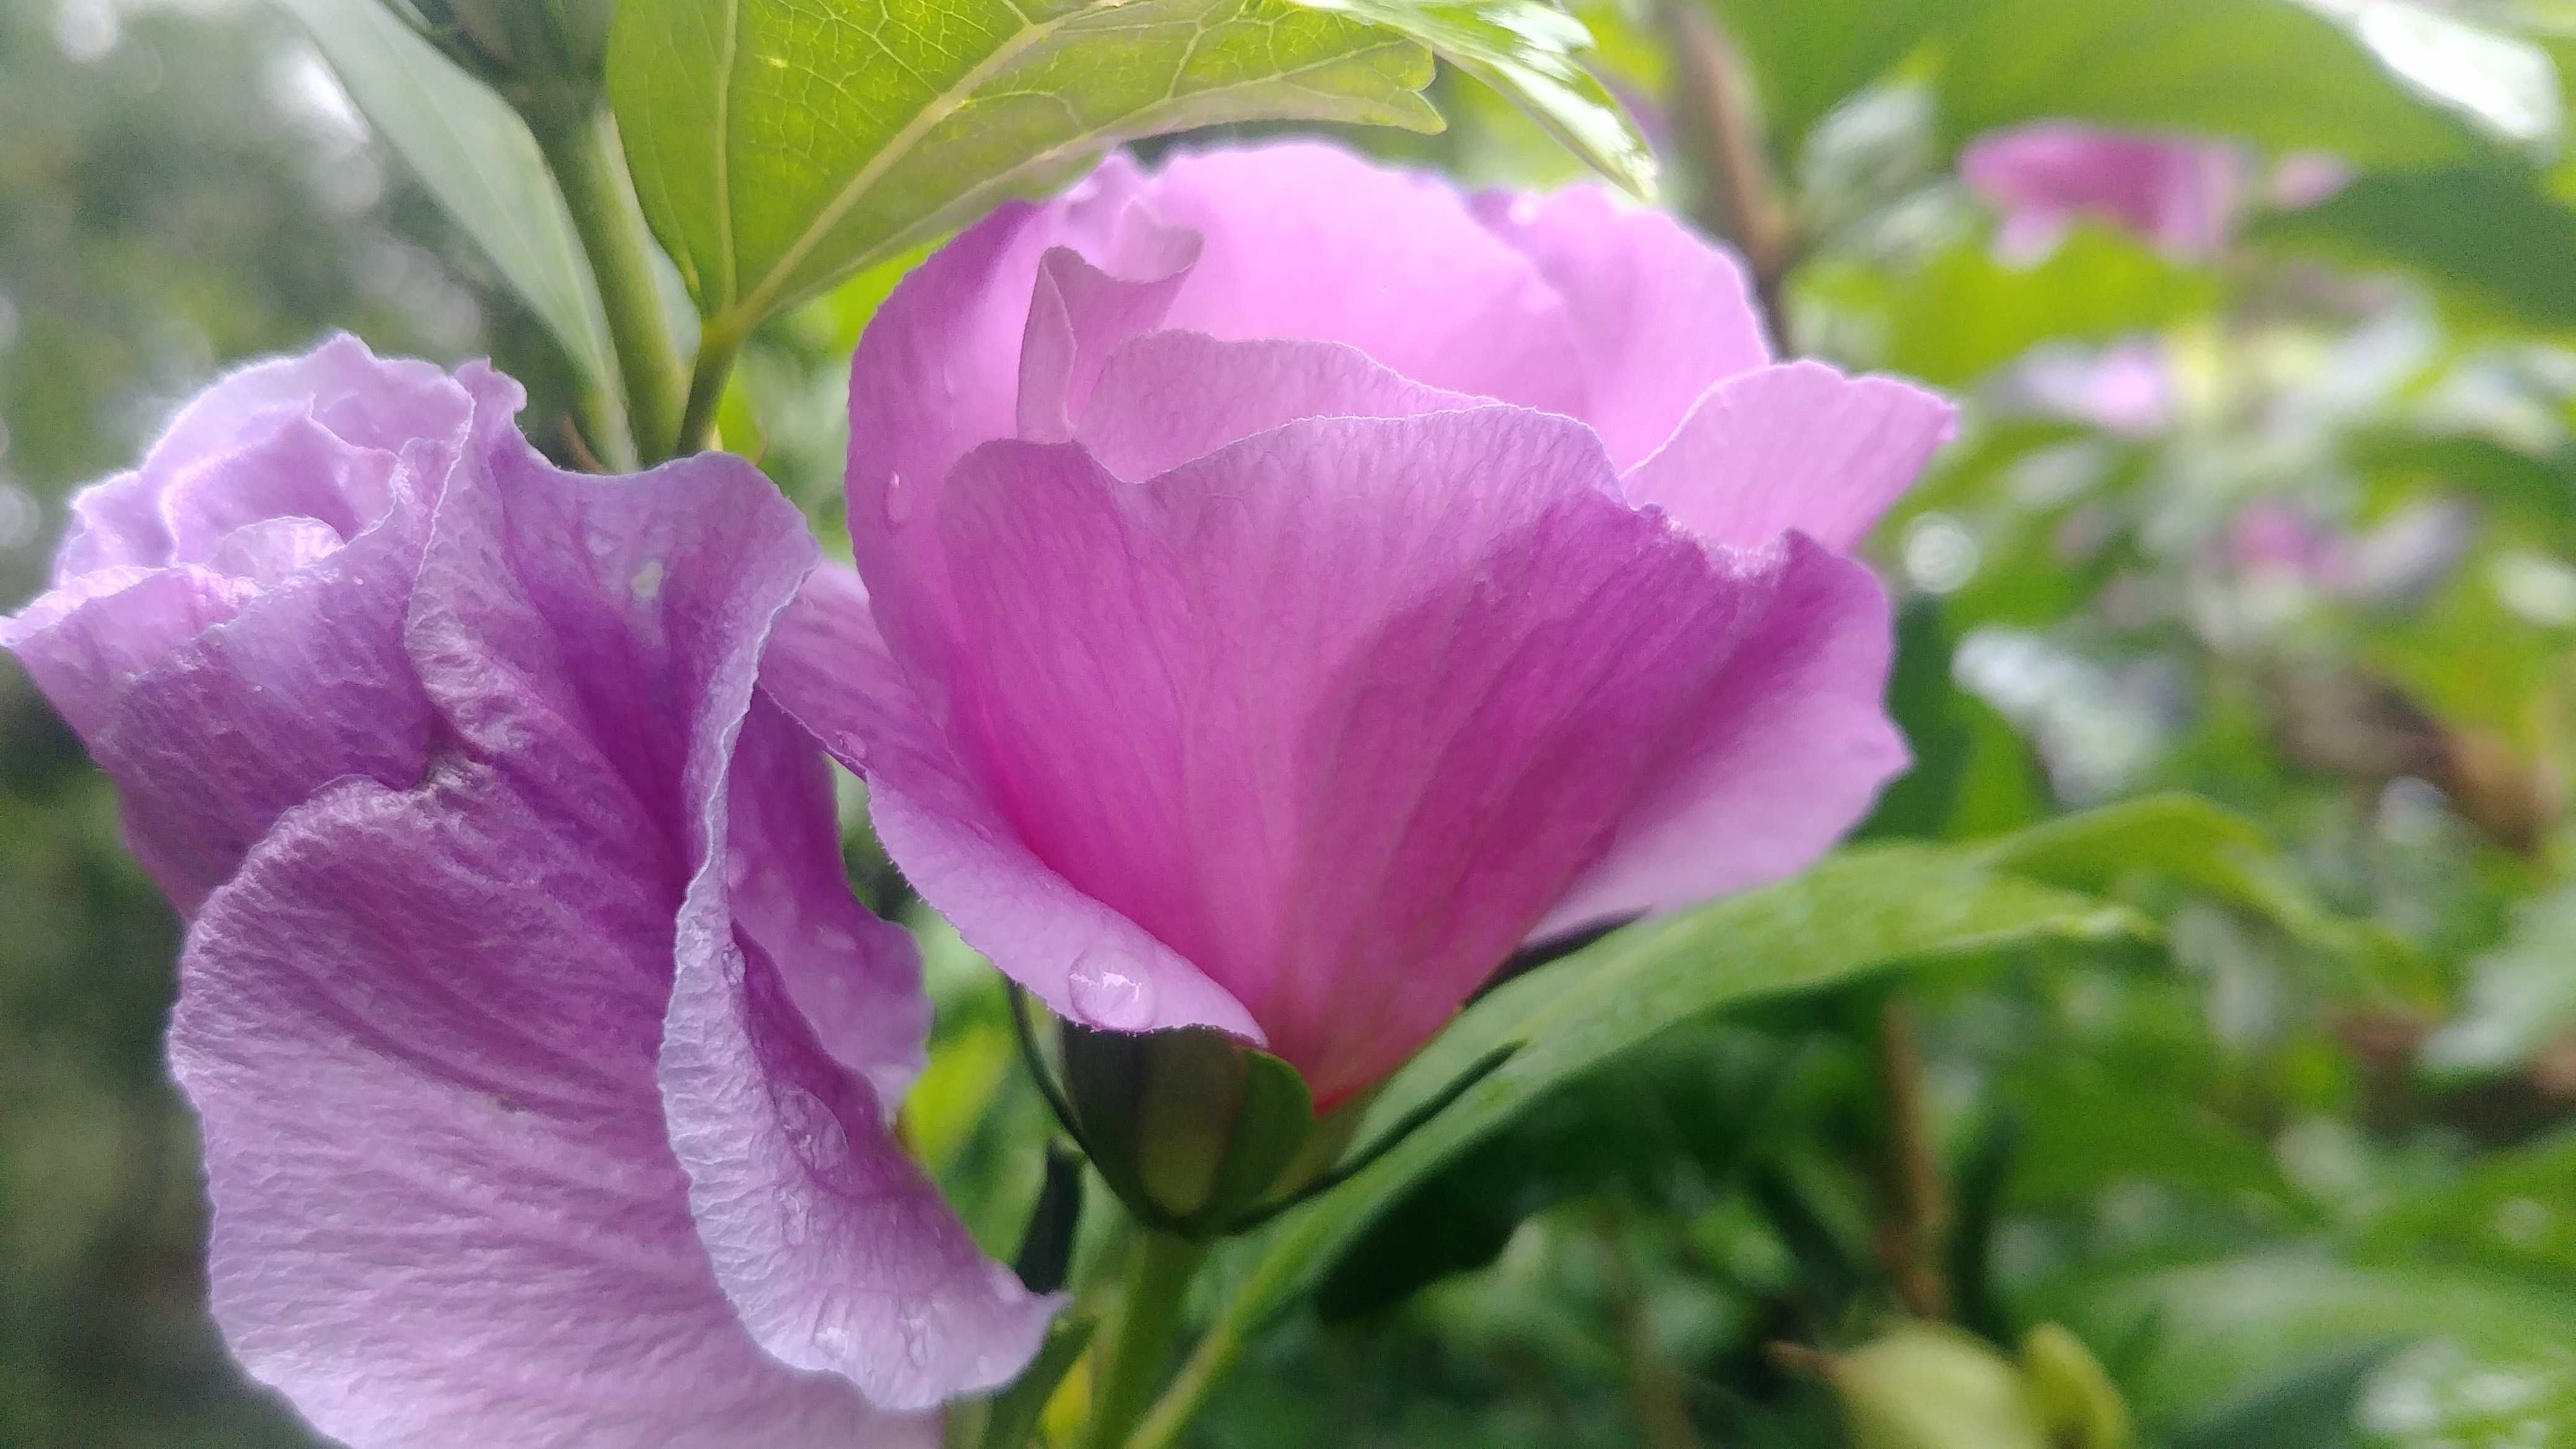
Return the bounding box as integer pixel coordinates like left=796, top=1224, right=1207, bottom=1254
left=272, top=0, right=622, bottom=414
left=610, top=0, right=1441, bottom=337
left=1292, top=0, right=1655, bottom=196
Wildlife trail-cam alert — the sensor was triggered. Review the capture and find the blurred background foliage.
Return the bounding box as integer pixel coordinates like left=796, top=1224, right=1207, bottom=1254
left=6, top=1, right=2576, bottom=1447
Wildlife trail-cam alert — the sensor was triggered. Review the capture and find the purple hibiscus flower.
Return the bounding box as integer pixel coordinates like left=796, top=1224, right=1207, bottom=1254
left=764, top=144, right=1954, bottom=1111
left=1, top=337, right=1051, bottom=1447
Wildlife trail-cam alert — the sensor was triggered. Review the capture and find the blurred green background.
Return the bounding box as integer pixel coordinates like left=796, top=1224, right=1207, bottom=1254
left=7, top=1, right=2576, bottom=1447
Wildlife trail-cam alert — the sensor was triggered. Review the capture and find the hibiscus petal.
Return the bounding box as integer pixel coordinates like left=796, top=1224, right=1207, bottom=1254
left=179, top=775, right=931, bottom=1449
left=847, top=158, right=1166, bottom=550
left=1073, top=331, right=1482, bottom=482
left=1537, top=535, right=1910, bottom=938
left=1624, top=361, right=1956, bottom=552
left=171, top=381, right=1026, bottom=1443
left=760, top=565, right=1264, bottom=1051
left=664, top=729, right=1058, bottom=1406
left=723, top=694, right=931, bottom=1105
left=58, top=335, right=468, bottom=574
left=1138, top=143, right=1590, bottom=420
left=889, top=410, right=1753, bottom=1105
left=1472, top=185, right=1771, bottom=469
left=85, top=474, right=437, bottom=912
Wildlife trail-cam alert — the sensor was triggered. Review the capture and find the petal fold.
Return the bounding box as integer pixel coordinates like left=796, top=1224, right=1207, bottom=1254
left=1624, top=361, right=1957, bottom=552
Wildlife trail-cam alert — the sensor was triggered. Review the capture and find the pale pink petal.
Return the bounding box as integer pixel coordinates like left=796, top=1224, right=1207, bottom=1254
left=1473, top=185, right=1772, bottom=468
left=760, top=565, right=1263, bottom=1051
left=1073, top=331, right=1481, bottom=481
left=881, top=411, right=1757, bottom=1107
left=1140, top=143, right=1591, bottom=420
left=1624, top=361, right=1956, bottom=551
left=1539, top=536, right=1909, bottom=937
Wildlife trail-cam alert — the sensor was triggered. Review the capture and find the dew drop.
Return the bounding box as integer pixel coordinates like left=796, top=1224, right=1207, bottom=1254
left=1066, top=953, right=1154, bottom=1030
left=773, top=1084, right=849, bottom=1174
left=882, top=471, right=915, bottom=527
left=938, top=364, right=960, bottom=400
left=1507, top=194, right=1543, bottom=227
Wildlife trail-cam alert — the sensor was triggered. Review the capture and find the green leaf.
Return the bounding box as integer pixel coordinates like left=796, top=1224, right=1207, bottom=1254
left=2419, top=886, right=2576, bottom=1081
left=608, top=0, right=1449, bottom=341
left=1204, top=830, right=2149, bottom=1337
left=2255, top=168, right=2576, bottom=330
left=1982, top=793, right=2389, bottom=962
left=1933, top=0, right=2561, bottom=167
left=2356, top=1128, right=2576, bottom=1290
left=2165, top=1342, right=2405, bottom=1449
left=1801, top=228, right=2219, bottom=388
left=272, top=0, right=622, bottom=407
left=2062, top=1253, right=2576, bottom=1422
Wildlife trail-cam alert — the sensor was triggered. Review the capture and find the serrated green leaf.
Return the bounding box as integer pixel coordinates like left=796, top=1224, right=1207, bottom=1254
left=607, top=0, right=1444, bottom=341
left=273, top=0, right=622, bottom=411
left=1934, top=0, right=2559, bottom=167
left=1204, top=833, right=2148, bottom=1337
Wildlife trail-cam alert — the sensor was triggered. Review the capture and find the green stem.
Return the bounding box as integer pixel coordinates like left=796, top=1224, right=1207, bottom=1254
left=1124, top=1303, right=1242, bottom=1449
left=536, top=106, right=687, bottom=466
left=1077, top=1228, right=1207, bottom=1449
left=675, top=321, right=744, bottom=459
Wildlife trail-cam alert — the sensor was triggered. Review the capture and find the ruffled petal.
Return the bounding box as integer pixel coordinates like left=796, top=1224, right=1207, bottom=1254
left=56, top=334, right=468, bottom=575
left=79, top=461, right=438, bottom=912
left=878, top=409, right=1757, bottom=1105
left=665, top=705, right=1058, bottom=1406
left=724, top=694, right=931, bottom=1104
left=179, top=773, right=933, bottom=1449
left=1472, top=185, right=1772, bottom=469
left=1623, top=361, right=1956, bottom=552
left=168, top=370, right=1025, bottom=1443
left=1537, top=536, right=1910, bottom=938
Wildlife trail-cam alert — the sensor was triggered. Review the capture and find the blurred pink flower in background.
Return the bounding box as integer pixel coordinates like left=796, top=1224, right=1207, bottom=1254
left=1960, top=123, right=2244, bottom=259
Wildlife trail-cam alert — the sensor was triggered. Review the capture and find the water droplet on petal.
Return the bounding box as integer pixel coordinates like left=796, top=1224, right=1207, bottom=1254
left=882, top=471, right=915, bottom=527
left=1507, top=194, right=1544, bottom=227
left=938, top=365, right=959, bottom=400
left=1066, top=953, right=1154, bottom=1030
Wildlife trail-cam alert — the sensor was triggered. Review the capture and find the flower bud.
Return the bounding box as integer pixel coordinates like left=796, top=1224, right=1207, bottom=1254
left=1826, top=1324, right=2051, bottom=1449
left=1058, top=1024, right=1339, bottom=1237
left=391, top=0, right=614, bottom=131
left=2021, top=1323, right=2134, bottom=1449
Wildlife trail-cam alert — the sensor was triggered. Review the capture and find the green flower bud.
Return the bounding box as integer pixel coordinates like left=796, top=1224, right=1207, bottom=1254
left=1827, top=1324, right=2052, bottom=1449
left=1058, top=1024, right=1341, bottom=1237
left=2021, top=1323, right=2134, bottom=1449
left=386, top=0, right=614, bottom=133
